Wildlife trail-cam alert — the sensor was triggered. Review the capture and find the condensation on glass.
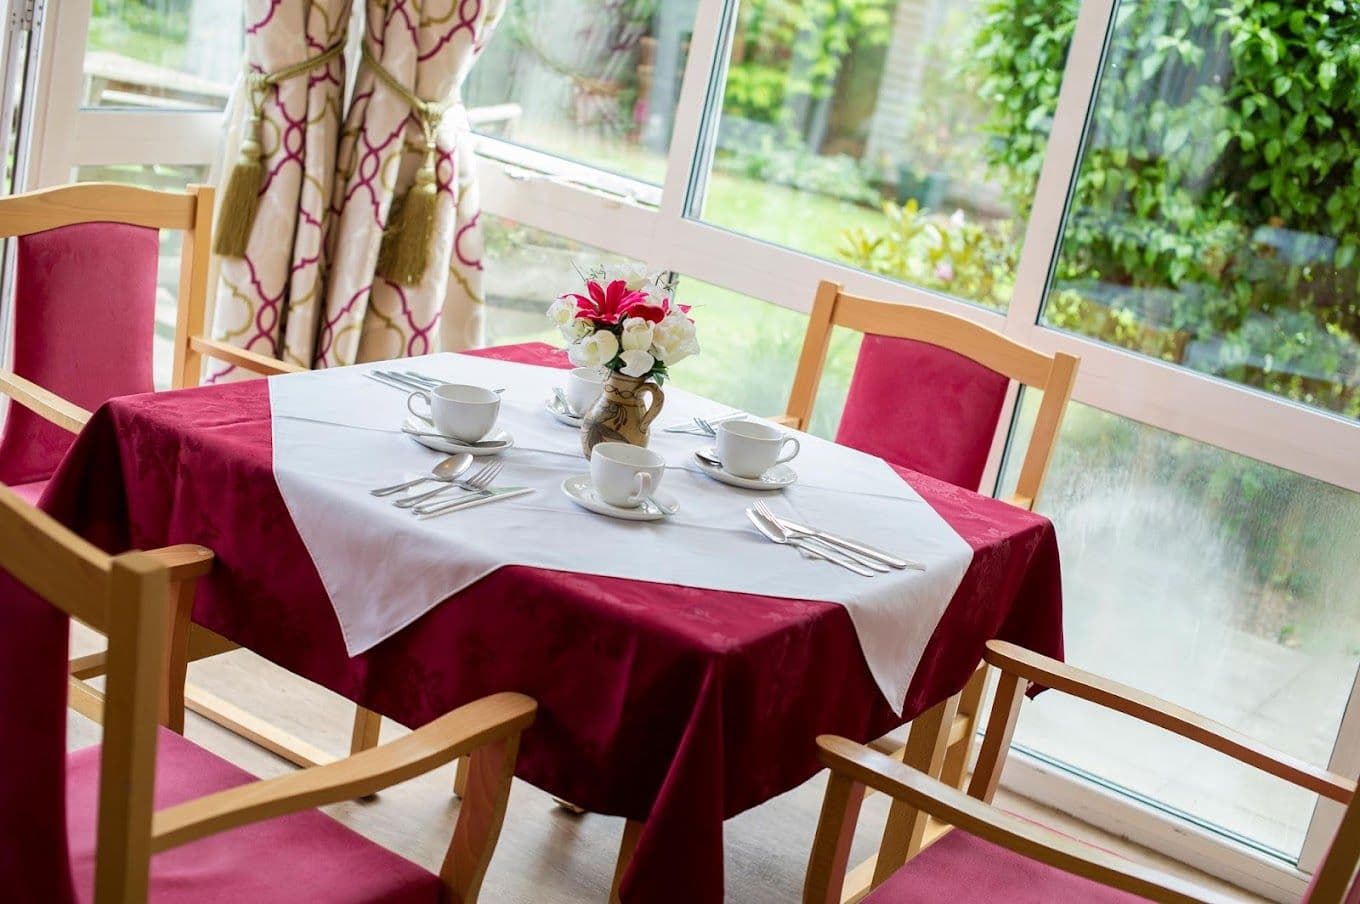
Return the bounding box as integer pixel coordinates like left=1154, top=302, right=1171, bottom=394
left=83, top=1, right=242, bottom=111
left=1001, top=392, right=1360, bottom=857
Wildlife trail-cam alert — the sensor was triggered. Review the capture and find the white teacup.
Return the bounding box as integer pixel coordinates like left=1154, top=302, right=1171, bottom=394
left=564, top=366, right=607, bottom=416
left=716, top=419, right=800, bottom=479
left=590, top=442, right=665, bottom=509
left=408, top=384, right=500, bottom=442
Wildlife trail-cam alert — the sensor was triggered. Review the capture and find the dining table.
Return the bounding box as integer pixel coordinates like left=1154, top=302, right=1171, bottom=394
left=40, top=341, right=1064, bottom=903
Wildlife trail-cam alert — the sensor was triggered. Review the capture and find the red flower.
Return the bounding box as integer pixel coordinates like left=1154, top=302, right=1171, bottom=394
left=563, top=279, right=665, bottom=325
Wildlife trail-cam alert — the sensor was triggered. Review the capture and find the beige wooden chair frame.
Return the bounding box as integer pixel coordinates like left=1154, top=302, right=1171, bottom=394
left=0, top=481, right=535, bottom=903
left=783, top=280, right=1080, bottom=511
left=805, top=640, right=1360, bottom=904
left=0, top=183, right=345, bottom=778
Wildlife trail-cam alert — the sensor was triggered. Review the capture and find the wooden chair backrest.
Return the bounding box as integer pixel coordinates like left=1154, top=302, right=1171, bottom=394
left=785, top=280, right=1079, bottom=509
left=0, top=181, right=214, bottom=396
left=0, top=481, right=169, bottom=902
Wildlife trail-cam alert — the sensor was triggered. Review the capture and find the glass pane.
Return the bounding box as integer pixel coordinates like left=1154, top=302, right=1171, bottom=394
left=464, top=0, right=697, bottom=187
left=1002, top=397, right=1360, bottom=857
left=483, top=214, right=647, bottom=346
left=1045, top=0, right=1360, bottom=419
left=85, top=1, right=242, bottom=111
left=698, top=0, right=1079, bottom=310
left=74, top=163, right=208, bottom=389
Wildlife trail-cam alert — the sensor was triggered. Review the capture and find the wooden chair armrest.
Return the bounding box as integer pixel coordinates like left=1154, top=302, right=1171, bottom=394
left=150, top=692, right=536, bottom=852
left=141, top=544, right=214, bottom=581
left=188, top=336, right=307, bottom=377
left=985, top=641, right=1355, bottom=802
left=767, top=413, right=800, bottom=428
left=0, top=369, right=91, bottom=434
left=816, top=735, right=1236, bottom=904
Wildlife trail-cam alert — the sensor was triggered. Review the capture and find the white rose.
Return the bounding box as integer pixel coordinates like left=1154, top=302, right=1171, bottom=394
left=618, top=348, right=656, bottom=378
left=547, top=297, right=576, bottom=328
left=568, top=329, right=620, bottom=368
left=598, top=262, right=652, bottom=291
left=619, top=316, right=654, bottom=352
left=651, top=313, right=699, bottom=365
left=561, top=318, right=593, bottom=342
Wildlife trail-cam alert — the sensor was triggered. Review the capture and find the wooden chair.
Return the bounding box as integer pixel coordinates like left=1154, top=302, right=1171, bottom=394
left=783, top=280, right=1079, bottom=512
left=805, top=640, right=1360, bottom=903
left=0, top=181, right=302, bottom=503
left=0, top=480, right=535, bottom=903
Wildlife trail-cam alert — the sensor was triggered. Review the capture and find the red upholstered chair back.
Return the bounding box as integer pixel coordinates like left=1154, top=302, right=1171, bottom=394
left=0, top=498, right=78, bottom=903
left=0, top=482, right=168, bottom=903
left=835, top=334, right=1010, bottom=491
left=0, top=222, right=160, bottom=485
left=784, top=280, right=1080, bottom=510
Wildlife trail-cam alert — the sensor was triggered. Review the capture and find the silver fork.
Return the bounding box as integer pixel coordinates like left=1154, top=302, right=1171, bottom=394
left=395, top=461, right=502, bottom=509
left=754, top=501, right=895, bottom=574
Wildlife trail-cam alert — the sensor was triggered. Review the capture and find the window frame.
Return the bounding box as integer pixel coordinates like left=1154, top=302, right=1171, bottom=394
left=23, top=0, right=1360, bottom=891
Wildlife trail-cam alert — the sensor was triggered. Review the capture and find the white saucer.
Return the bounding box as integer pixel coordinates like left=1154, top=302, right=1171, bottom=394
left=561, top=475, right=678, bottom=521
left=694, top=449, right=797, bottom=490
left=402, top=416, right=514, bottom=456
left=545, top=396, right=584, bottom=428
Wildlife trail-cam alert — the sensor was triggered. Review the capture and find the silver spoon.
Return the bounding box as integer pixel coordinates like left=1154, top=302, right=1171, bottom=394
left=370, top=453, right=473, bottom=497
left=746, top=508, right=876, bottom=577
left=401, top=426, right=510, bottom=448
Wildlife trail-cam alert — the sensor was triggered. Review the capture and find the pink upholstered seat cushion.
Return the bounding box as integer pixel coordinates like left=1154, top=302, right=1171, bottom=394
left=66, top=728, right=440, bottom=904
left=12, top=479, right=47, bottom=505
left=861, top=828, right=1151, bottom=903
left=835, top=335, right=1010, bottom=492
left=0, top=222, right=159, bottom=486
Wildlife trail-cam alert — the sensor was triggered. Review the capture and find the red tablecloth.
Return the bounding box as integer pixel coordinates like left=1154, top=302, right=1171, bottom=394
left=42, top=343, right=1063, bottom=902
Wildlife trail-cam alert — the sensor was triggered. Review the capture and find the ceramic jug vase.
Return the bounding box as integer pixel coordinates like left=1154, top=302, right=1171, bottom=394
left=580, top=371, right=665, bottom=457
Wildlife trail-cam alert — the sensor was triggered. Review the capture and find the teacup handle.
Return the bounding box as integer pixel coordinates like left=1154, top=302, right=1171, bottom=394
left=637, top=382, right=666, bottom=432
left=776, top=437, right=801, bottom=464
left=407, top=391, right=435, bottom=426
left=629, top=472, right=654, bottom=506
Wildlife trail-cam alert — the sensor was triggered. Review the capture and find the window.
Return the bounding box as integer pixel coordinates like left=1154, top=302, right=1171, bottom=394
left=465, top=0, right=697, bottom=188
left=84, top=1, right=241, bottom=111
left=1002, top=396, right=1360, bottom=857
left=1044, top=0, right=1360, bottom=419
left=695, top=0, right=1079, bottom=310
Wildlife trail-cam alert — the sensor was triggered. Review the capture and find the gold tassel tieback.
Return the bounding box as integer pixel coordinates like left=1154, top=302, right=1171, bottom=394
left=362, top=42, right=460, bottom=287
left=214, top=43, right=344, bottom=258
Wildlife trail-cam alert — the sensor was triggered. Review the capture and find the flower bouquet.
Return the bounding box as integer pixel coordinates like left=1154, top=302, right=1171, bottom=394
left=548, top=264, right=699, bottom=454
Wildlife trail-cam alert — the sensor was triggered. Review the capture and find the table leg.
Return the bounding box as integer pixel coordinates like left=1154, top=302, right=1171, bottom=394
left=871, top=693, right=962, bottom=885
left=453, top=754, right=471, bottom=797
left=160, top=579, right=196, bottom=733
left=609, top=818, right=644, bottom=904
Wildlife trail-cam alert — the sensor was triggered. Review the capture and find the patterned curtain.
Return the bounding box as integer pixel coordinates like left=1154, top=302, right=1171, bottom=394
left=207, top=0, right=352, bottom=381
left=317, top=0, right=508, bottom=367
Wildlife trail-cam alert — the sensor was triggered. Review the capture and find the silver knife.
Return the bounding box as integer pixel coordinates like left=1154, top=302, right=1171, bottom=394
left=414, top=486, right=532, bottom=518
left=771, top=515, right=922, bottom=571
left=365, top=372, right=416, bottom=392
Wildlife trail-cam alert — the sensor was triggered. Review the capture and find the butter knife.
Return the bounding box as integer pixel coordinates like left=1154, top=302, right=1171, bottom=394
left=414, top=486, right=532, bottom=519
left=770, top=515, right=922, bottom=571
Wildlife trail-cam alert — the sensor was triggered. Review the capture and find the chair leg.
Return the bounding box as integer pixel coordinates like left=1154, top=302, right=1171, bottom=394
left=609, top=818, right=644, bottom=904
left=350, top=705, right=383, bottom=754
left=440, top=734, right=522, bottom=903
left=937, top=665, right=990, bottom=791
